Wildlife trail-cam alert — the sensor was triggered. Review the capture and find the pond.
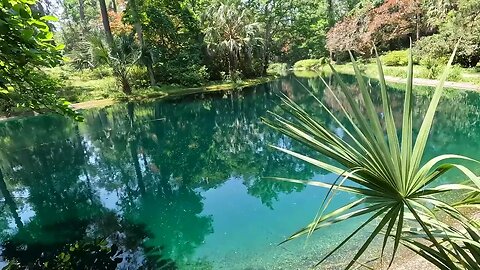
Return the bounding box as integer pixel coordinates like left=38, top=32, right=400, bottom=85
left=1, top=74, right=480, bottom=269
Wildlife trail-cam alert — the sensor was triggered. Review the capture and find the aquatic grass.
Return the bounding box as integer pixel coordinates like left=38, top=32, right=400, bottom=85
left=263, top=44, right=480, bottom=269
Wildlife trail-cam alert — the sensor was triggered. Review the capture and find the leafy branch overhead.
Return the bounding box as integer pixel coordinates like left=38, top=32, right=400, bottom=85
left=263, top=44, right=480, bottom=269
left=0, top=0, right=81, bottom=120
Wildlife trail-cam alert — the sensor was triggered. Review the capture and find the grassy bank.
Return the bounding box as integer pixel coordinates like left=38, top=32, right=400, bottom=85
left=44, top=66, right=277, bottom=110
left=290, top=53, right=480, bottom=86
left=123, top=76, right=276, bottom=102
left=0, top=67, right=277, bottom=119
left=327, top=63, right=480, bottom=86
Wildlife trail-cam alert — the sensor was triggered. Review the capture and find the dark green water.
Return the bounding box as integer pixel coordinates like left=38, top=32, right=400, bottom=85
left=1, top=74, right=480, bottom=269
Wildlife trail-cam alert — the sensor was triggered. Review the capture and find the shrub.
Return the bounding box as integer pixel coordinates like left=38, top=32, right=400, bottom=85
left=447, top=65, right=462, bottom=81
left=156, top=62, right=208, bottom=87
left=154, top=47, right=208, bottom=87
left=128, top=65, right=150, bottom=89
left=414, top=34, right=451, bottom=67
left=267, top=63, right=288, bottom=76
left=293, top=58, right=325, bottom=70
left=380, top=50, right=409, bottom=66
left=414, top=33, right=480, bottom=68
left=418, top=56, right=448, bottom=79
left=89, top=66, right=113, bottom=79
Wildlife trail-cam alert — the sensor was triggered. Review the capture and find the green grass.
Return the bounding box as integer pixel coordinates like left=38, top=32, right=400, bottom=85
left=293, top=58, right=325, bottom=71
left=46, top=66, right=119, bottom=102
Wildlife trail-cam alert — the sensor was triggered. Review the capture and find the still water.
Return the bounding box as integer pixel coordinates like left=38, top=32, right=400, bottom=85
left=0, top=74, right=480, bottom=269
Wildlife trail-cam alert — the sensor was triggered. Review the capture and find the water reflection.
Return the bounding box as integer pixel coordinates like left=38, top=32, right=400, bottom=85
left=1, top=74, right=480, bottom=268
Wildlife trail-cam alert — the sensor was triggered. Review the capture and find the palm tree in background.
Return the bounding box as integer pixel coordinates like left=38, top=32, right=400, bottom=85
left=202, top=0, right=262, bottom=78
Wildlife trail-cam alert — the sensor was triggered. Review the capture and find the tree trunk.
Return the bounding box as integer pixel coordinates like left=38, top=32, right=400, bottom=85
left=78, top=0, right=85, bottom=22
left=121, top=75, right=132, bottom=95
left=99, top=0, right=113, bottom=45
left=416, top=13, right=421, bottom=41
left=262, top=4, right=272, bottom=76
left=130, top=0, right=156, bottom=86
left=228, top=51, right=234, bottom=78
left=0, top=169, right=23, bottom=229
left=111, top=0, right=117, bottom=13
left=327, top=0, right=334, bottom=27
left=127, top=103, right=146, bottom=196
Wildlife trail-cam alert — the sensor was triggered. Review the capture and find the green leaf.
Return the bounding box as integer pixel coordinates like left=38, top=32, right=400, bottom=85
left=40, top=15, right=59, bottom=22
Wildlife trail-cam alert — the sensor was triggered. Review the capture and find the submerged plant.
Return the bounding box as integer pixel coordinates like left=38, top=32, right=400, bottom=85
left=263, top=45, right=480, bottom=269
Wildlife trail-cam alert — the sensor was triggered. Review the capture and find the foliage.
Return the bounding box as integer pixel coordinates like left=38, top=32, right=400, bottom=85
left=422, top=0, right=458, bottom=28
left=155, top=49, right=208, bottom=87
left=53, top=0, right=374, bottom=94
left=293, top=58, right=326, bottom=71
left=418, top=55, right=449, bottom=79
left=108, top=10, right=132, bottom=36
left=3, top=240, right=122, bottom=269
left=89, top=34, right=141, bottom=94
left=380, top=50, right=410, bottom=66
left=326, top=0, right=421, bottom=56
left=128, top=65, right=150, bottom=89
left=264, top=46, right=480, bottom=268
left=125, top=0, right=207, bottom=85
left=414, top=0, right=480, bottom=68
left=266, top=63, right=288, bottom=76
left=246, top=0, right=331, bottom=65
left=0, top=0, right=81, bottom=119
left=202, top=0, right=263, bottom=78
left=89, top=65, right=114, bottom=79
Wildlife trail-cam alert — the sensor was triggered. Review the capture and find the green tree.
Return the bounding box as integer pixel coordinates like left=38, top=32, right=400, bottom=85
left=125, top=0, right=156, bottom=86
left=89, top=34, right=140, bottom=94
left=415, top=0, right=480, bottom=67
left=0, top=0, right=80, bottom=119
left=246, top=0, right=330, bottom=65
left=124, top=0, right=207, bottom=86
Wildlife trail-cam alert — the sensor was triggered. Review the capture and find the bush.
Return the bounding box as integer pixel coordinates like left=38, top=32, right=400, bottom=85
left=129, top=65, right=150, bottom=89
left=413, top=34, right=450, bottom=66
left=89, top=66, right=113, bottom=79
left=153, top=47, right=208, bottom=87
left=418, top=56, right=448, bottom=79
left=156, top=62, right=208, bottom=87
left=447, top=65, right=462, bottom=81
left=380, top=50, right=409, bottom=66
left=414, top=33, right=480, bottom=68
left=267, top=63, right=288, bottom=76
left=293, top=58, right=325, bottom=70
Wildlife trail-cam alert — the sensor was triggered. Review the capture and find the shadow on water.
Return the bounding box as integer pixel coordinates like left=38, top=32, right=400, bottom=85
left=1, top=74, right=480, bottom=268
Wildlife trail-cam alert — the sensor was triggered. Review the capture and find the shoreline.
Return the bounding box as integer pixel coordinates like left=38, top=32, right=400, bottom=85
left=0, top=76, right=277, bottom=121
left=3, top=71, right=479, bottom=120
left=68, top=72, right=480, bottom=112
left=73, top=76, right=277, bottom=110
left=294, top=67, right=480, bottom=92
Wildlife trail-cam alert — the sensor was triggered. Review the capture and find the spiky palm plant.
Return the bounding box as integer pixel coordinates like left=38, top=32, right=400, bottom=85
left=89, top=34, right=141, bottom=95
left=263, top=45, right=480, bottom=269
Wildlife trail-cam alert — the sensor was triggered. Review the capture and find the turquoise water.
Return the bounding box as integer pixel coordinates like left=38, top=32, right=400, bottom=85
left=1, top=74, right=480, bottom=269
